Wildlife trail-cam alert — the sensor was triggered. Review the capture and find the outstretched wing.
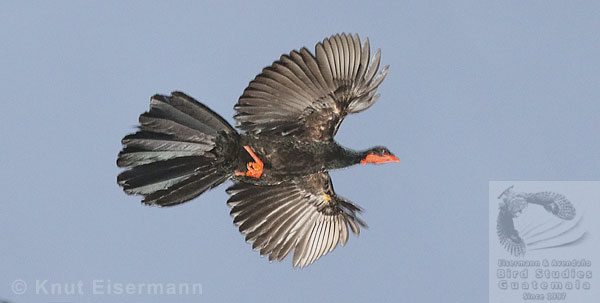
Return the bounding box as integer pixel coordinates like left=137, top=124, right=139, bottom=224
left=523, top=192, right=576, bottom=220
left=497, top=209, right=526, bottom=257
left=226, top=173, right=366, bottom=268
left=234, top=33, right=389, bottom=141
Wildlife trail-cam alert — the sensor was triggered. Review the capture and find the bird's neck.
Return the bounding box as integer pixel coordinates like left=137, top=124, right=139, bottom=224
left=324, top=143, right=365, bottom=170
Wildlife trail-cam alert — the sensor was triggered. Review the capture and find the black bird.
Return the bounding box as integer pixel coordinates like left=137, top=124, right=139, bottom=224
left=117, top=33, right=398, bottom=267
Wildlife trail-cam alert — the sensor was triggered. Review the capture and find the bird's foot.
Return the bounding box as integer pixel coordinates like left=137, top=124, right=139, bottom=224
left=234, top=145, right=264, bottom=178
left=245, top=161, right=264, bottom=178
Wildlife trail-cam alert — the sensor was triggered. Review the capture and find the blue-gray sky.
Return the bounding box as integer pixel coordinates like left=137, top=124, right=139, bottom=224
left=1, top=1, right=599, bottom=302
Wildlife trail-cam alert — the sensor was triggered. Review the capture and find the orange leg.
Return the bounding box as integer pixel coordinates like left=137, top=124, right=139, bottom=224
left=234, top=146, right=264, bottom=178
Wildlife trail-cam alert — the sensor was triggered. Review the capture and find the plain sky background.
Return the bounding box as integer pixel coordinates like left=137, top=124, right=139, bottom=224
left=1, top=1, right=599, bottom=302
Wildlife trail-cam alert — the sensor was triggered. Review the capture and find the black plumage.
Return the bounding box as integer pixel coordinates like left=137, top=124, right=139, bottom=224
left=117, top=33, right=397, bottom=267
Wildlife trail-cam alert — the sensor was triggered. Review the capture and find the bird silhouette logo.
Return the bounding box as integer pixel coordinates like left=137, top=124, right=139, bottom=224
left=496, top=186, right=581, bottom=257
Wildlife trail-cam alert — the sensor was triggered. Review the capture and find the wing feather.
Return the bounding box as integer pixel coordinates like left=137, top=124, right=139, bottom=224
left=497, top=208, right=526, bottom=257
left=339, top=215, right=349, bottom=245
left=355, top=37, right=370, bottom=83
left=329, top=36, right=342, bottom=83
left=522, top=192, right=576, bottom=220
left=275, top=204, right=316, bottom=261
left=289, top=51, right=325, bottom=91
left=227, top=173, right=366, bottom=267
left=234, top=33, right=388, bottom=141
left=316, top=42, right=335, bottom=87
left=336, top=34, right=348, bottom=83
left=303, top=218, right=324, bottom=266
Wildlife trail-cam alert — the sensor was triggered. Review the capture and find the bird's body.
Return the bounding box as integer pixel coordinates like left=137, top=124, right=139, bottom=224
left=117, top=33, right=397, bottom=267
left=230, top=136, right=361, bottom=184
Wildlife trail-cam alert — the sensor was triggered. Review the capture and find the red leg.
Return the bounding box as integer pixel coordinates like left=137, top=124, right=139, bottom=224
left=234, top=146, right=264, bottom=178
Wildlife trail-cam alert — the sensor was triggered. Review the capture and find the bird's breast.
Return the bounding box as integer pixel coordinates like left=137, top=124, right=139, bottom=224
left=239, top=136, right=329, bottom=180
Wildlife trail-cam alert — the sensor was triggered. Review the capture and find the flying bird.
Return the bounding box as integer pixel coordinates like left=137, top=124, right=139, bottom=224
left=117, top=33, right=397, bottom=267
left=496, top=186, right=576, bottom=257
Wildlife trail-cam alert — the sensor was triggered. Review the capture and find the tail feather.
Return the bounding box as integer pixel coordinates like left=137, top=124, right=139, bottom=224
left=138, top=114, right=215, bottom=143
left=141, top=166, right=229, bottom=206
left=117, top=149, right=207, bottom=167
left=117, top=131, right=215, bottom=167
left=156, top=92, right=236, bottom=135
left=118, top=156, right=201, bottom=194
left=117, top=92, right=238, bottom=207
left=122, top=132, right=213, bottom=152
left=148, top=97, right=219, bottom=134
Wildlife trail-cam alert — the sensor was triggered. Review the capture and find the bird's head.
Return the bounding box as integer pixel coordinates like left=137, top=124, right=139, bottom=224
left=506, top=197, right=528, bottom=217
left=498, top=185, right=515, bottom=200
left=360, top=146, right=399, bottom=165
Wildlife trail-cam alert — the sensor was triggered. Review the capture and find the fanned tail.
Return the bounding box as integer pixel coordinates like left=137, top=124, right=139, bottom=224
left=117, top=92, right=238, bottom=206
